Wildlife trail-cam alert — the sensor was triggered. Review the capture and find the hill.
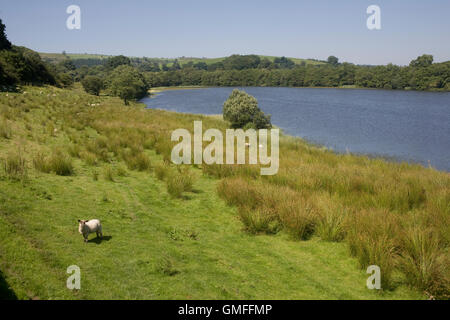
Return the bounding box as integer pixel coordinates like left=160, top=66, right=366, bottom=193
left=2, top=85, right=446, bottom=299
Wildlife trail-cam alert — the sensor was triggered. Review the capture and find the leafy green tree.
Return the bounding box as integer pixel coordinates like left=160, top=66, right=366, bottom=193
left=170, top=59, right=181, bottom=71
left=105, top=55, right=131, bottom=69
left=56, top=73, right=73, bottom=88
left=409, top=54, right=433, bottom=67
left=223, top=89, right=271, bottom=129
left=327, top=56, right=339, bottom=66
left=0, top=19, right=12, bottom=50
left=273, top=56, right=295, bottom=69
left=194, top=62, right=208, bottom=70
left=107, top=65, right=149, bottom=104
left=81, top=75, right=103, bottom=95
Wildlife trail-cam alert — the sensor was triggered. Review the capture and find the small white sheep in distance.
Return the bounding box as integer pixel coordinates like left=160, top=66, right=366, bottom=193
left=78, top=219, right=103, bottom=243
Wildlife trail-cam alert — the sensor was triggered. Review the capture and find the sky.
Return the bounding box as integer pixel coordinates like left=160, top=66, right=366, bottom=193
left=1, top=0, right=449, bottom=65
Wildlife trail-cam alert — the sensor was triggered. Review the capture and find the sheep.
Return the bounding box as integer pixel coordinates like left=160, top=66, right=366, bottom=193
left=78, top=219, right=103, bottom=243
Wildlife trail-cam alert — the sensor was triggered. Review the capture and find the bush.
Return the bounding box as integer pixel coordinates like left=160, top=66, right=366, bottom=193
left=107, top=65, right=149, bottom=105
left=222, top=89, right=271, bottom=129
left=81, top=76, right=103, bottom=96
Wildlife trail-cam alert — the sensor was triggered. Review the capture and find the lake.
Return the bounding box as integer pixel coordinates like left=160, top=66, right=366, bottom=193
left=140, top=87, right=450, bottom=172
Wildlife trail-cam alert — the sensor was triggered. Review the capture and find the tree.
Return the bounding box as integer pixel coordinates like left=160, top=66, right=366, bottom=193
left=327, top=56, right=339, bottom=66
left=223, top=89, right=271, bottom=129
left=105, top=55, right=131, bottom=69
left=170, top=59, right=181, bottom=71
left=273, top=56, right=295, bottom=69
left=81, top=75, right=103, bottom=95
left=0, top=19, right=12, bottom=51
left=56, top=73, right=73, bottom=88
left=409, top=54, right=433, bottom=68
left=107, top=65, right=149, bottom=105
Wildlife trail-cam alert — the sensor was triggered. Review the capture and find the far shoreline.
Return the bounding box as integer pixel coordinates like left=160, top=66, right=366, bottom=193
left=149, top=85, right=449, bottom=95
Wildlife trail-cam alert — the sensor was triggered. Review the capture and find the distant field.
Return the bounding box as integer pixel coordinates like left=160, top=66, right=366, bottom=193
left=39, top=52, right=111, bottom=63
left=39, top=52, right=325, bottom=66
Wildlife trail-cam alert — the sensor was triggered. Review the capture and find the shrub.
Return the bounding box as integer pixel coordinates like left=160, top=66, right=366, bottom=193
left=222, top=89, right=271, bottom=129
left=107, top=65, right=149, bottom=105
left=81, top=76, right=103, bottom=96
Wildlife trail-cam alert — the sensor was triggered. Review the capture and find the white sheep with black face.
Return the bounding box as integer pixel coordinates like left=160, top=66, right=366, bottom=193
left=78, top=219, right=102, bottom=243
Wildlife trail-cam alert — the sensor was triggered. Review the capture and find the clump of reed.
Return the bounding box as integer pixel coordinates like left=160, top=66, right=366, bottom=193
left=2, top=151, right=27, bottom=180
left=166, top=167, right=195, bottom=198
left=33, top=149, right=74, bottom=176
left=0, top=117, right=12, bottom=139
left=154, top=162, right=170, bottom=181
left=123, top=151, right=151, bottom=171
left=103, top=166, right=115, bottom=182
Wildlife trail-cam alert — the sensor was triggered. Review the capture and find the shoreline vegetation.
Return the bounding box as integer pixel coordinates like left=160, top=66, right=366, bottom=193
left=1, top=85, right=449, bottom=300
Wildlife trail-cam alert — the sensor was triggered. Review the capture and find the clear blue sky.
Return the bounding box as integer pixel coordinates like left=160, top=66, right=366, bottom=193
left=1, top=0, right=449, bottom=65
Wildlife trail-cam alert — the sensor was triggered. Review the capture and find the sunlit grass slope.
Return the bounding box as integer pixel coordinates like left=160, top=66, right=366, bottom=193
left=0, top=85, right=446, bottom=299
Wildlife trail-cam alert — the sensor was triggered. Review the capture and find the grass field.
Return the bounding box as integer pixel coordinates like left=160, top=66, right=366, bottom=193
left=0, top=85, right=447, bottom=300
left=38, top=52, right=324, bottom=67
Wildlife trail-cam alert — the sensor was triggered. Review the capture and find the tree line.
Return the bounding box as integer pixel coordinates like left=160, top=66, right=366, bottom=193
left=145, top=58, right=449, bottom=91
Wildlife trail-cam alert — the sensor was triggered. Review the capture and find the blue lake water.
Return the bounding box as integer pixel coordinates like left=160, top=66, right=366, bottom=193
left=140, top=87, right=450, bottom=171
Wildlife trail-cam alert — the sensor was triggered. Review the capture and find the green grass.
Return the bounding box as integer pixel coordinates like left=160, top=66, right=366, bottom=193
left=0, top=85, right=441, bottom=300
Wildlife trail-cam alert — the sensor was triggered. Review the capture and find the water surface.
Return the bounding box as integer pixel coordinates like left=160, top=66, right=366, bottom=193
left=140, top=87, right=450, bottom=171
